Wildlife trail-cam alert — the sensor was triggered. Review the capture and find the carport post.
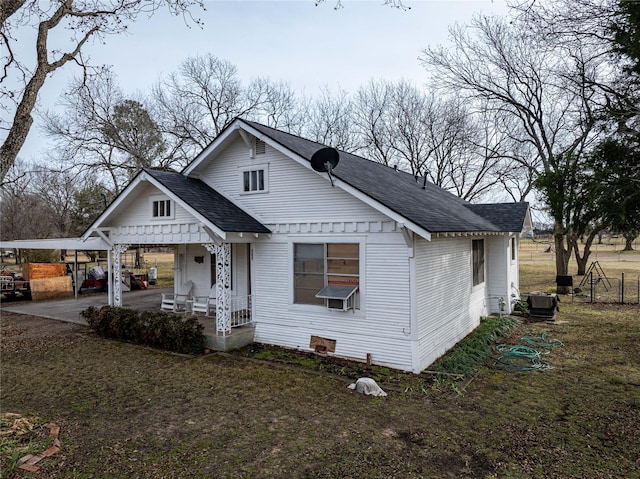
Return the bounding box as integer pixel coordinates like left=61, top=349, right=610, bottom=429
left=74, top=250, right=78, bottom=300
left=112, top=244, right=130, bottom=307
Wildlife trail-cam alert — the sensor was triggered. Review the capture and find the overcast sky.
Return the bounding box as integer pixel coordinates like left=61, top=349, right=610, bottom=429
left=11, top=0, right=509, bottom=162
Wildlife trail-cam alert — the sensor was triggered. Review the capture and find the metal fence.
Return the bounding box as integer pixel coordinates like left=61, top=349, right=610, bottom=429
left=572, top=272, right=640, bottom=304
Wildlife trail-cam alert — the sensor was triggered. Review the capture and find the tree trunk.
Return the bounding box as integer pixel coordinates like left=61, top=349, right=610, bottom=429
left=553, top=224, right=571, bottom=294
left=622, top=233, right=636, bottom=251
left=135, top=247, right=143, bottom=269
left=573, top=227, right=602, bottom=275
left=573, top=236, right=590, bottom=276
left=1, top=1, right=98, bottom=184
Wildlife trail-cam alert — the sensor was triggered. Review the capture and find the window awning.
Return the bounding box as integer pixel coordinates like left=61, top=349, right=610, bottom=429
left=315, top=286, right=358, bottom=301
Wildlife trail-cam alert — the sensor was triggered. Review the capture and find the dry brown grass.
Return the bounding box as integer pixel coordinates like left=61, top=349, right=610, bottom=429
left=519, top=238, right=640, bottom=303
left=1, top=241, right=639, bottom=478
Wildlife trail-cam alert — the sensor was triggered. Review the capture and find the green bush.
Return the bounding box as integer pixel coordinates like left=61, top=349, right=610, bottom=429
left=81, top=306, right=205, bottom=354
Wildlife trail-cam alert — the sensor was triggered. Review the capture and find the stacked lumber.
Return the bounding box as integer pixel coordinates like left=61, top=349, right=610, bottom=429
left=21, top=263, right=66, bottom=281
left=22, top=263, right=73, bottom=301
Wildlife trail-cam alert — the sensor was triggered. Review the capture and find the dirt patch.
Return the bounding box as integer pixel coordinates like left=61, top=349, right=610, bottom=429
left=0, top=311, right=89, bottom=354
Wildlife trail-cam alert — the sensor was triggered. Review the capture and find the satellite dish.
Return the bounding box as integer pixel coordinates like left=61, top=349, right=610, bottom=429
left=310, top=147, right=340, bottom=187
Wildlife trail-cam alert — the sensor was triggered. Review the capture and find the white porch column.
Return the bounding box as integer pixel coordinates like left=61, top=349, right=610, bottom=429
left=107, top=250, right=113, bottom=306
left=112, top=244, right=130, bottom=307
left=202, top=242, right=231, bottom=335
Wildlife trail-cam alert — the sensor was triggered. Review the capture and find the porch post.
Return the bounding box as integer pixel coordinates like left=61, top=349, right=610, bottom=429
left=216, top=243, right=231, bottom=334
left=202, top=242, right=231, bottom=334
left=107, top=250, right=113, bottom=306
left=112, top=244, right=130, bottom=307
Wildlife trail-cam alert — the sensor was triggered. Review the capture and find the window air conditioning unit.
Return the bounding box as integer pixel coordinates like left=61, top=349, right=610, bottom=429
left=315, top=286, right=358, bottom=312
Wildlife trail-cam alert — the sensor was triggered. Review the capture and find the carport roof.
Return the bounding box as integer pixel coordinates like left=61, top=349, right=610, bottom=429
left=0, top=237, right=111, bottom=251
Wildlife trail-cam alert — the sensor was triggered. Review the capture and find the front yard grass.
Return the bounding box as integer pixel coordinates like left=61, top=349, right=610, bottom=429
left=2, top=300, right=639, bottom=478
left=2, top=247, right=640, bottom=478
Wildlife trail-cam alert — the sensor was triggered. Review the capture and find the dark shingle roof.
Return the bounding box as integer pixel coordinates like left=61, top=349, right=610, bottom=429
left=145, top=168, right=270, bottom=234
left=466, top=203, right=530, bottom=232
left=242, top=120, right=527, bottom=233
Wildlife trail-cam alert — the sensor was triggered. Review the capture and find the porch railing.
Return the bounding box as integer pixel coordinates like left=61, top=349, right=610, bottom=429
left=230, top=294, right=252, bottom=328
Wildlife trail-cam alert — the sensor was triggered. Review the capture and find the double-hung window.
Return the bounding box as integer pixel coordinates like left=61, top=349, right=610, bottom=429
left=472, top=239, right=485, bottom=286
left=243, top=169, right=265, bottom=192
left=240, top=165, right=268, bottom=193
left=151, top=197, right=173, bottom=219
left=293, top=243, right=360, bottom=306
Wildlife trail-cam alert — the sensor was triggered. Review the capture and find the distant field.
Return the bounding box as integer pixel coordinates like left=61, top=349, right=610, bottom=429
left=519, top=237, right=640, bottom=303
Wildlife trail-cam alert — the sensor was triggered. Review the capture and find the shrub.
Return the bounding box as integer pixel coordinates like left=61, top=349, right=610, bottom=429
left=81, top=306, right=205, bottom=354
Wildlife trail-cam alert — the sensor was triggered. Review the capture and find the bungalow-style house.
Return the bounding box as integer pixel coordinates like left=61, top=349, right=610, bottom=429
left=83, top=118, right=531, bottom=373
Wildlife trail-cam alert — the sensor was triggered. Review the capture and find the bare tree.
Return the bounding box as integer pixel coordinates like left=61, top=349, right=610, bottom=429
left=421, top=14, right=609, bottom=281
left=385, top=81, right=435, bottom=175
left=315, top=0, right=410, bottom=10
left=351, top=80, right=519, bottom=201
left=250, top=80, right=305, bottom=132
left=43, top=70, right=165, bottom=193
left=0, top=161, right=57, bottom=241
left=152, top=54, right=292, bottom=162
left=299, top=87, right=359, bottom=152
left=352, top=80, right=394, bottom=166
left=0, top=0, right=204, bottom=185
left=0, top=159, right=111, bottom=263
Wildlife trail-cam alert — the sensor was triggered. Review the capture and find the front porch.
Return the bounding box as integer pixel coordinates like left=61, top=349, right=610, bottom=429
left=0, top=287, right=255, bottom=352
left=105, top=239, right=255, bottom=340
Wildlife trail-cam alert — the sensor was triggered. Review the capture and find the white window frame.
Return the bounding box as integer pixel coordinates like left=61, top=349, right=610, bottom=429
left=150, top=195, right=174, bottom=220
left=289, top=237, right=364, bottom=312
left=240, top=164, right=269, bottom=194
left=472, top=239, right=485, bottom=287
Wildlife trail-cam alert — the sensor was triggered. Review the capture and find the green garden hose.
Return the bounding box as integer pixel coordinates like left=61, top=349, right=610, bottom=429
left=520, top=332, right=564, bottom=349
left=494, top=333, right=563, bottom=371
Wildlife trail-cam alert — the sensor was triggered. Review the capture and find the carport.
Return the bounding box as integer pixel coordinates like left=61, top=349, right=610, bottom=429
left=0, top=237, right=117, bottom=303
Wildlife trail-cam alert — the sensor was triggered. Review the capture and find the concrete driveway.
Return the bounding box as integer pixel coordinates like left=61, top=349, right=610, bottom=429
left=0, top=287, right=172, bottom=325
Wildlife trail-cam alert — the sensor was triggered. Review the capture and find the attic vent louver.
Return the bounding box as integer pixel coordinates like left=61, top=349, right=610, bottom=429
left=255, top=138, right=266, bottom=155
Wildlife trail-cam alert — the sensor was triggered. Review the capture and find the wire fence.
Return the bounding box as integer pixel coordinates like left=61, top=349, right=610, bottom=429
left=522, top=271, right=640, bottom=308
left=571, top=272, right=640, bottom=304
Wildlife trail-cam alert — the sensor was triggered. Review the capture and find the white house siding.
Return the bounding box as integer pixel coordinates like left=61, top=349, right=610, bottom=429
left=251, top=231, right=416, bottom=372
left=192, top=135, right=418, bottom=369
left=108, top=182, right=208, bottom=245
left=508, top=235, right=520, bottom=306
left=414, top=236, right=489, bottom=371
left=197, top=138, right=387, bottom=224
left=485, top=236, right=509, bottom=314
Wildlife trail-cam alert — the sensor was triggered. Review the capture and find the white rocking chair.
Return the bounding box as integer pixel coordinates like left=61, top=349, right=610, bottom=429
left=192, top=285, right=217, bottom=316
left=160, top=280, right=193, bottom=313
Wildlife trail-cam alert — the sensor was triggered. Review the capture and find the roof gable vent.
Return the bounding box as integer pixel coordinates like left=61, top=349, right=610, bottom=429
left=255, top=138, right=266, bottom=155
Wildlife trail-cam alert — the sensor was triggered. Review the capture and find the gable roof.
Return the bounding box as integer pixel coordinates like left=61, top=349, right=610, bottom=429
left=144, top=169, right=270, bottom=234
left=239, top=120, right=527, bottom=234
left=465, top=203, right=531, bottom=233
